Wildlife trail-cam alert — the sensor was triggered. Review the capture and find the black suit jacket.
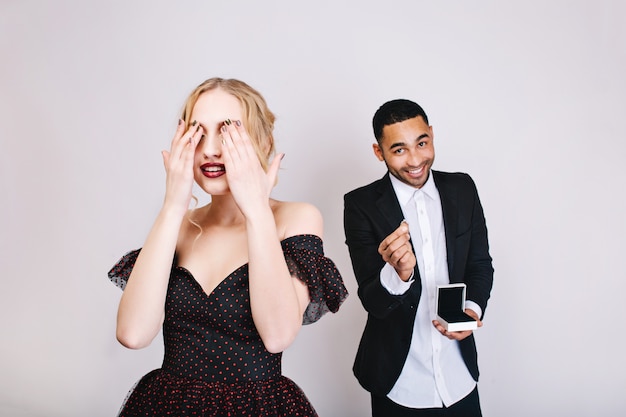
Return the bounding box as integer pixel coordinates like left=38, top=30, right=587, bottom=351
left=343, top=170, right=494, bottom=396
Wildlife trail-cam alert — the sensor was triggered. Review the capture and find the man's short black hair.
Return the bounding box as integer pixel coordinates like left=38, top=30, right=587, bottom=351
left=372, top=99, right=429, bottom=143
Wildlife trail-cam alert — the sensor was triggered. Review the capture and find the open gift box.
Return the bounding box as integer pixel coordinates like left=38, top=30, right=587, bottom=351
left=436, top=283, right=477, bottom=332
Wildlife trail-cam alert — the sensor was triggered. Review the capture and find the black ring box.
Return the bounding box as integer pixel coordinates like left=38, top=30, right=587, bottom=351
left=436, top=283, right=477, bottom=331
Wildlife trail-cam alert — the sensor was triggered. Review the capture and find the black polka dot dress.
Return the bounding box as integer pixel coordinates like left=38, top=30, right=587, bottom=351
left=108, top=234, right=348, bottom=417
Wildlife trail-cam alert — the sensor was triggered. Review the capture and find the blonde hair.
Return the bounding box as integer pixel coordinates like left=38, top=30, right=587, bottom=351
left=181, top=77, right=276, bottom=170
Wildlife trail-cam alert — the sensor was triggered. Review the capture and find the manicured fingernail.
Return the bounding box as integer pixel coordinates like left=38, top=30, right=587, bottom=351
left=221, top=125, right=227, bottom=133
left=235, top=120, right=241, bottom=127
left=178, top=119, right=183, bottom=126
left=225, top=119, right=232, bottom=126
left=201, top=134, right=205, bottom=141
left=192, top=120, right=197, bottom=126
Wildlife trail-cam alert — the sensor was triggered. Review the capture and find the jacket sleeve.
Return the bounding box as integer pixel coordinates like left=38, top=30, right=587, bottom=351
left=343, top=191, right=419, bottom=319
left=457, top=174, right=494, bottom=318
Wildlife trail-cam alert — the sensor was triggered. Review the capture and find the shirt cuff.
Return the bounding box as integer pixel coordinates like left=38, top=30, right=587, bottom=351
left=464, top=300, right=482, bottom=319
left=380, top=263, right=414, bottom=295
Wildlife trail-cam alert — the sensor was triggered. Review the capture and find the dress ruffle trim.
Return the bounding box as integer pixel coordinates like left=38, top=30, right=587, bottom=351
left=108, top=249, right=139, bottom=290
left=281, top=235, right=348, bottom=325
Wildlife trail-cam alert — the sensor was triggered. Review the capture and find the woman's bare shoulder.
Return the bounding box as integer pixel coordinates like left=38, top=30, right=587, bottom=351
left=271, top=200, right=323, bottom=239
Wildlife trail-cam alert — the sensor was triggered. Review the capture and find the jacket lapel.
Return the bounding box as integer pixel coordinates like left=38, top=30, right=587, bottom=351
left=375, top=173, right=405, bottom=232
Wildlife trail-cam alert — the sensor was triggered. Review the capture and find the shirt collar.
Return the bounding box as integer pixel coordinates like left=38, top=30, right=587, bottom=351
left=389, top=170, right=438, bottom=207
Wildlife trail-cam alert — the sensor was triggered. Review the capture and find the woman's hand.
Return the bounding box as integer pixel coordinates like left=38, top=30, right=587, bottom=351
left=161, top=120, right=204, bottom=216
left=220, top=119, right=283, bottom=216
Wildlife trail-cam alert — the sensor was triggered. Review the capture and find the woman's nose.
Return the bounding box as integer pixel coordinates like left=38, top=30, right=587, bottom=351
left=199, top=130, right=222, bottom=158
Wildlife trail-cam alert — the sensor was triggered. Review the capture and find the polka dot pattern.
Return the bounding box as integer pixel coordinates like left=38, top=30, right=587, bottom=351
left=108, top=234, right=348, bottom=416
left=281, top=235, right=348, bottom=324
left=118, top=370, right=316, bottom=416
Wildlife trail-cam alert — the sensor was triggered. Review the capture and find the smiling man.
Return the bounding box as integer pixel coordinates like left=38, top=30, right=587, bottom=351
left=343, top=99, right=494, bottom=417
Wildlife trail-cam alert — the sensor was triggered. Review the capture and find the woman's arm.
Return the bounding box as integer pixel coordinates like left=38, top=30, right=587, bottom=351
left=116, top=209, right=183, bottom=349
left=116, top=121, right=202, bottom=349
left=246, top=202, right=322, bottom=353
left=220, top=120, right=319, bottom=353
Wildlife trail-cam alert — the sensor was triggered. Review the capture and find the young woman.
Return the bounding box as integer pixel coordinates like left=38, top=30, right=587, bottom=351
left=108, top=77, right=348, bottom=416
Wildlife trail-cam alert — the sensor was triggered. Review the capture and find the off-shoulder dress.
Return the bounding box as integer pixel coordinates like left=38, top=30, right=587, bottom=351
left=108, top=234, right=348, bottom=417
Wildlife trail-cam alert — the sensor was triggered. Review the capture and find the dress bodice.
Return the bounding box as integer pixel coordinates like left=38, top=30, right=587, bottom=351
left=161, top=263, right=281, bottom=382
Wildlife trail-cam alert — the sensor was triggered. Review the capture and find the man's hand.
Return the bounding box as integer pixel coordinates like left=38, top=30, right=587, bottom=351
left=378, top=221, right=416, bottom=281
left=432, top=308, right=483, bottom=341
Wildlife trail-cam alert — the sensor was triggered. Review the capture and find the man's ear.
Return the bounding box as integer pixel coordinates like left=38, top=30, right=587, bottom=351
left=372, top=143, right=385, bottom=162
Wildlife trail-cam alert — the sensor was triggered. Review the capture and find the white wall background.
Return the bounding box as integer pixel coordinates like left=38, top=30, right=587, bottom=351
left=1, top=1, right=625, bottom=416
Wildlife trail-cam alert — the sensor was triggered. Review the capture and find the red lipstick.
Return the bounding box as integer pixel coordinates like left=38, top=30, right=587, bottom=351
left=200, top=162, right=226, bottom=178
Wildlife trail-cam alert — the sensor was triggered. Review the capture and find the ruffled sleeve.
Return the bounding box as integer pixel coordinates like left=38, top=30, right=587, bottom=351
left=281, top=235, right=348, bottom=325
left=107, top=249, right=141, bottom=290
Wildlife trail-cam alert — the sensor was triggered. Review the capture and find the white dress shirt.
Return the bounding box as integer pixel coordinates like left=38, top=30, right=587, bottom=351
left=380, top=172, right=478, bottom=408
